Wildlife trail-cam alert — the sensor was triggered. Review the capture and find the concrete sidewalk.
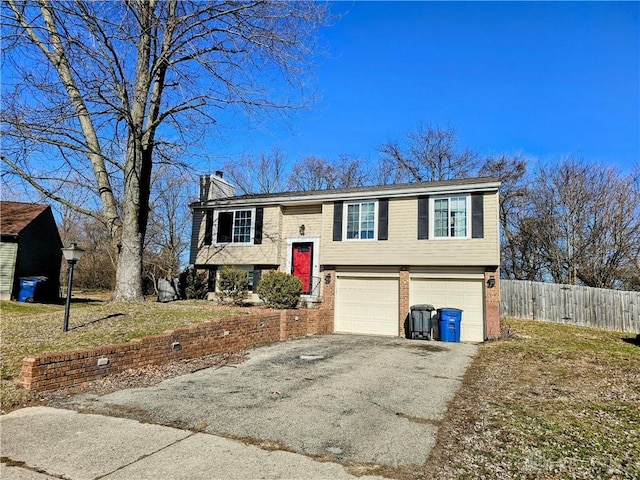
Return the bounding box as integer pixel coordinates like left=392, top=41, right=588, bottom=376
left=0, top=407, right=385, bottom=480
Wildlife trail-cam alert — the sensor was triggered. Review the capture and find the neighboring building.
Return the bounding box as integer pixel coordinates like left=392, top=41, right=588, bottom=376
left=190, top=172, right=501, bottom=342
left=0, top=201, right=63, bottom=302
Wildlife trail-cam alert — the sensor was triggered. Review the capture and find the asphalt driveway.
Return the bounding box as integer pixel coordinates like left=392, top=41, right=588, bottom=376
left=56, top=334, right=478, bottom=470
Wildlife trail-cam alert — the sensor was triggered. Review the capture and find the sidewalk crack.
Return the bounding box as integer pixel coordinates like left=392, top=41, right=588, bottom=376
left=94, top=432, right=196, bottom=479
left=1, top=456, right=70, bottom=479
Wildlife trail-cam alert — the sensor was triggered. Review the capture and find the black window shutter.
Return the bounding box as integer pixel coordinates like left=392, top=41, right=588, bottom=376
left=254, top=207, right=264, bottom=244
left=378, top=198, right=389, bottom=240
left=204, top=210, right=213, bottom=245
left=333, top=201, right=343, bottom=241
left=418, top=196, right=429, bottom=239
left=471, top=194, right=484, bottom=238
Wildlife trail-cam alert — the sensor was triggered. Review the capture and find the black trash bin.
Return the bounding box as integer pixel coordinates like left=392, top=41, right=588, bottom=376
left=410, top=304, right=435, bottom=339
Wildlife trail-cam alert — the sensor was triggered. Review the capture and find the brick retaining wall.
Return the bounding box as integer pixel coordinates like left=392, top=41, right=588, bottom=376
left=20, top=309, right=333, bottom=392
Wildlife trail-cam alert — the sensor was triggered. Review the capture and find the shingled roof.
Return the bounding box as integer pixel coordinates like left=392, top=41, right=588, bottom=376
left=0, top=201, right=50, bottom=236
left=193, top=176, right=501, bottom=208
left=232, top=176, right=501, bottom=201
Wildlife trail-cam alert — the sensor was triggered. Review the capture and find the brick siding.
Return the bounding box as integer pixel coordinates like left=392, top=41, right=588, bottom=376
left=399, top=268, right=410, bottom=337
left=484, top=268, right=501, bottom=339
left=320, top=268, right=336, bottom=311
left=20, top=309, right=333, bottom=392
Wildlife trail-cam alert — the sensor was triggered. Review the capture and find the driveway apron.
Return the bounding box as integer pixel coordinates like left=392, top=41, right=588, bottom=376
left=56, top=334, right=478, bottom=468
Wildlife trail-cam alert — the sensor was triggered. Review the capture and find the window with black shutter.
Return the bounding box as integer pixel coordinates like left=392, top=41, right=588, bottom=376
left=471, top=194, right=484, bottom=238
left=254, top=207, right=263, bottom=245
left=378, top=198, right=389, bottom=240
left=418, top=196, right=429, bottom=239
left=333, top=201, right=343, bottom=241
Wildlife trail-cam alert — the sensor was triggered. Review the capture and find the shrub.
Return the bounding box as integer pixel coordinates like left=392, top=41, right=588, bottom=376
left=217, top=266, right=250, bottom=305
left=180, top=267, right=208, bottom=300
left=257, top=271, right=302, bottom=309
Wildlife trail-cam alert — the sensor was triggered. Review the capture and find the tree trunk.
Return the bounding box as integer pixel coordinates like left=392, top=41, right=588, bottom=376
left=112, top=140, right=151, bottom=301
left=114, top=224, right=143, bottom=301
left=113, top=173, right=144, bottom=300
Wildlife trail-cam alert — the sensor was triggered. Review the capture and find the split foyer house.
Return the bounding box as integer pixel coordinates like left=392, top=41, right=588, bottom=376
left=190, top=173, right=501, bottom=342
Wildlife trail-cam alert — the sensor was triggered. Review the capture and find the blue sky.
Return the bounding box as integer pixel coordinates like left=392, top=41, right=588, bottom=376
left=214, top=1, right=639, bottom=173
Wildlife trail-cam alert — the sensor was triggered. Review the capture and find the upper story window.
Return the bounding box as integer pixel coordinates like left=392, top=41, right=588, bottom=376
left=432, top=196, right=469, bottom=238
left=216, top=209, right=253, bottom=243
left=345, top=201, right=376, bottom=240
left=202, top=206, right=263, bottom=246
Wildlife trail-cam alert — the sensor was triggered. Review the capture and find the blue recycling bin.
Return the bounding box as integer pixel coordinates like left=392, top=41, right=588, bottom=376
left=17, top=276, right=47, bottom=303
left=438, top=308, right=463, bottom=342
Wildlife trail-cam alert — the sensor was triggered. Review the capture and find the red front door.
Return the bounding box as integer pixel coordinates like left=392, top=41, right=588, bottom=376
left=292, top=243, right=313, bottom=294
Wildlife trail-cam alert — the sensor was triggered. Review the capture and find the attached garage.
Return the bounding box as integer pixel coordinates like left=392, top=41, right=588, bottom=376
left=334, top=275, right=399, bottom=336
left=410, top=275, right=485, bottom=342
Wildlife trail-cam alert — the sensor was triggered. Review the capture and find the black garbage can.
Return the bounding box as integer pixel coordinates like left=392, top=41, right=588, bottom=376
left=410, top=304, right=435, bottom=339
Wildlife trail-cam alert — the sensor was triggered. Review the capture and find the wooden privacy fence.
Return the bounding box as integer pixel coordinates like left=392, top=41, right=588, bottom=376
left=501, top=280, right=640, bottom=333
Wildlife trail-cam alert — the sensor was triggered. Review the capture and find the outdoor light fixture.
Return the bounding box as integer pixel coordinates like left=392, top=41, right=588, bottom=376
left=324, top=273, right=331, bottom=285
left=487, top=276, right=496, bottom=288
left=61, top=243, right=85, bottom=332
left=299, top=224, right=305, bottom=236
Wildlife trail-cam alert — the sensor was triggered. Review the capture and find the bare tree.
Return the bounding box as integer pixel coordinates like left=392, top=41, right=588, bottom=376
left=528, top=158, right=640, bottom=288
left=479, top=154, right=541, bottom=280
left=287, top=155, right=370, bottom=191
left=143, top=166, right=196, bottom=292
left=620, top=164, right=640, bottom=290
left=334, top=154, right=372, bottom=188
left=59, top=208, right=117, bottom=291
left=287, top=156, right=332, bottom=191
left=378, top=124, right=478, bottom=183
left=1, top=1, right=329, bottom=300
left=480, top=155, right=640, bottom=289
left=221, top=147, right=288, bottom=195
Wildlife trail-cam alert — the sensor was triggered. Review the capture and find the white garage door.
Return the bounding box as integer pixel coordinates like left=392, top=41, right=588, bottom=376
left=335, top=276, right=399, bottom=336
left=410, top=278, right=484, bottom=342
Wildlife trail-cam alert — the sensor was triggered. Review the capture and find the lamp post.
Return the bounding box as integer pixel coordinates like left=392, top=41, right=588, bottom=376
left=61, top=243, right=85, bottom=332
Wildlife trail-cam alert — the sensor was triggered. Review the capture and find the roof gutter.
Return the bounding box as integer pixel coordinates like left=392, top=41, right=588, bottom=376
left=1, top=233, right=19, bottom=242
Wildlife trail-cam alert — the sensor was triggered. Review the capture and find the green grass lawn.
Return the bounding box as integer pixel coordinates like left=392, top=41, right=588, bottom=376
left=427, top=319, right=640, bottom=480
left=0, top=298, right=243, bottom=411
